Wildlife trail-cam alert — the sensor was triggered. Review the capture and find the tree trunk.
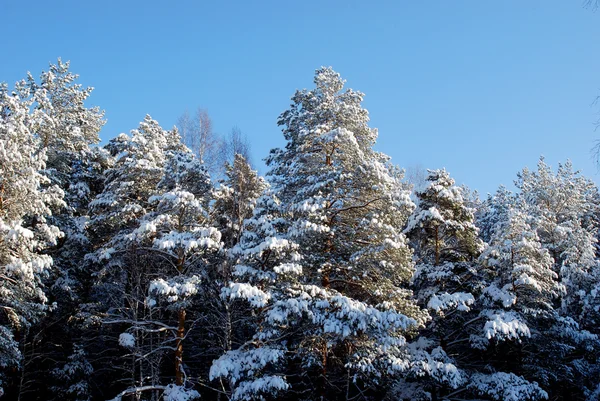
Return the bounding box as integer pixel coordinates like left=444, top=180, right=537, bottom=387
left=175, top=308, right=186, bottom=385
left=0, top=182, right=5, bottom=215
left=320, top=340, right=328, bottom=400
left=434, top=225, right=440, bottom=266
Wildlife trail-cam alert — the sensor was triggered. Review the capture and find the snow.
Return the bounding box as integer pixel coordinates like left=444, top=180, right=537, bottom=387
left=118, top=333, right=135, bottom=349
left=148, top=276, right=201, bottom=303
left=231, top=375, right=289, bottom=401
left=240, top=236, right=294, bottom=258
left=222, top=282, right=271, bottom=307
left=427, top=292, right=475, bottom=313
left=483, top=311, right=530, bottom=341
left=6, top=223, right=34, bottom=241
left=162, top=384, right=200, bottom=401
left=469, top=372, right=548, bottom=401
left=272, top=262, right=302, bottom=275
left=209, top=347, right=285, bottom=383
left=484, top=284, right=517, bottom=308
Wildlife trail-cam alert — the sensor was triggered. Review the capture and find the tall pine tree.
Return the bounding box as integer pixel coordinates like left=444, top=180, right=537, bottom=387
left=212, top=67, right=429, bottom=400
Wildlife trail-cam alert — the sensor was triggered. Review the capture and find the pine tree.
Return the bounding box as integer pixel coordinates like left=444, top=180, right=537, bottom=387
left=87, top=115, right=186, bottom=257
left=0, top=60, right=108, bottom=398
left=209, top=188, right=298, bottom=400
left=476, top=185, right=515, bottom=245
left=213, top=154, right=267, bottom=250
left=51, top=344, right=94, bottom=401
left=84, top=116, right=189, bottom=399
left=0, top=60, right=109, bottom=399
left=517, top=158, right=600, bottom=329
left=0, top=85, right=64, bottom=396
left=404, top=169, right=485, bottom=399
left=472, top=202, right=599, bottom=400
left=124, top=149, right=218, bottom=398
left=510, top=158, right=600, bottom=398
left=189, top=153, right=267, bottom=396
left=211, top=67, right=429, bottom=400
left=478, top=207, right=558, bottom=347
left=406, top=169, right=483, bottom=268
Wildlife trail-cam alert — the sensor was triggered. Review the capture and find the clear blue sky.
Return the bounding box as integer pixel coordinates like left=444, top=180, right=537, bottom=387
left=2, top=1, right=599, bottom=195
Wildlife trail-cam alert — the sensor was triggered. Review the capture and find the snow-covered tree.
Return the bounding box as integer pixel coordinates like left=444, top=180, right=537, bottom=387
left=213, top=153, right=267, bottom=249
left=478, top=207, right=558, bottom=346
left=21, top=59, right=104, bottom=157
left=211, top=67, right=429, bottom=400
left=128, top=149, right=221, bottom=388
left=188, top=154, right=267, bottom=391
left=0, top=60, right=110, bottom=399
left=85, top=116, right=189, bottom=398
left=4, top=59, right=600, bottom=401
left=516, top=158, right=600, bottom=330
left=406, top=169, right=483, bottom=268
left=472, top=201, right=598, bottom=399
left=476, top=185, right=515, bottom=244
left=0, top=85, right=64, bottom=396
left=51, top=344, right=93, bottom=401
left=9, top=59, right=107, bottom=308
left=88, top=115, right=185, bottom=250
left=507, top=158, right=600, bottom=398
left=209, top=188, right=297, bottom=400
left=403, top=169, right=486, bottom=399
left=22, top=58, right=106, bottom=223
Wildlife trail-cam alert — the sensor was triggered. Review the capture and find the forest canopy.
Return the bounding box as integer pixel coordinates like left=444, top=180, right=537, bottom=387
left=0, top=61, right=599, bottom=401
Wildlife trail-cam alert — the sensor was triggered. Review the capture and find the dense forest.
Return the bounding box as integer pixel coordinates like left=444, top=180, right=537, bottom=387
left=1, top=61, right=599, bottom=401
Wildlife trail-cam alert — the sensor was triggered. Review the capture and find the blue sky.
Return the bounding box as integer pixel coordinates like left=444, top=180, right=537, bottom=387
left=2, top=1, right=599, bottom=195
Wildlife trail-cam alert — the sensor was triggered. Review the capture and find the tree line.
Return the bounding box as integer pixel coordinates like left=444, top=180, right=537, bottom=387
left=1, top=60, right=599, bottom=400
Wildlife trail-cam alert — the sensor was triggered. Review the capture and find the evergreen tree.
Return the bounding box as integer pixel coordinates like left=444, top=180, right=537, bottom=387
left=213, top=154, right=267, bottom=250
left=403, top=169, right=486, bottom=399
left=510, top=158, right=600, bottom=398
left=476, top=185, right=515, bottom=245
left=406, top=169, right=483, bottom=268
left=473, top=203, right=597, bottom=400
left=0, top=85, right=64, bottom=396
left=0, top=60, right=109, bottom=399
left=84, top=116, right=188, bottom=399
left=51, top=344, right=94, bottom=401
left=517, top=158, right=600, bottom=330
left=123, top=150, right=218, bottom=398
left=405, top=169, right=484, bottom=309
left=212, top=67, right=430, bottom=400
left=477, top=207, right=558, bottom=347
left=189, top=153, right=267, bottom=397
left=3, top=59, right=600, bottom=401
